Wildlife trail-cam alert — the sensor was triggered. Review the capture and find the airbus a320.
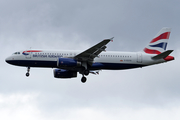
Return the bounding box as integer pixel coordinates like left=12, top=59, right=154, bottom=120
left=6, top=28, right=174, bottom=83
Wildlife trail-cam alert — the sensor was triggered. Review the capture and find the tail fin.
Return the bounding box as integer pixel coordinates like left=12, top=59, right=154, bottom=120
left=144, top=27, right=171, bottom=54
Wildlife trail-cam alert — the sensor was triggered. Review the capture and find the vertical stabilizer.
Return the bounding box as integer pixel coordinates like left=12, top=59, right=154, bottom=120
left=144, top=27, right=171, bottom=54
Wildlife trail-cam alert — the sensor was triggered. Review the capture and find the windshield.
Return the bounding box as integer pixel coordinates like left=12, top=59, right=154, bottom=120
left=13, top=52, right=20, bottom=55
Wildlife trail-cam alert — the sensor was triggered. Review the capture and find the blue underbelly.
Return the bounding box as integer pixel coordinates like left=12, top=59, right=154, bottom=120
left=7, top=60, right=145, bottom=70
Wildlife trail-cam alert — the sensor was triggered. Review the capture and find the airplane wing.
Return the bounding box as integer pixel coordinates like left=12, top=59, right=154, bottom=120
left=74, top=38, right=113, bottom=63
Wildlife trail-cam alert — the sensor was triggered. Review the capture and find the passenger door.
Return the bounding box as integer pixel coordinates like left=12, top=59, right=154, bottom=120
left=137, top=52, right=142, bottom=63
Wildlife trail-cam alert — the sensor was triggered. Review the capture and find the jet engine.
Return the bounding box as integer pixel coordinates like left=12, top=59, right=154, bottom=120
left=53, top=69, right=77, bottom=78
left=57, top=58, right=81, bottom=67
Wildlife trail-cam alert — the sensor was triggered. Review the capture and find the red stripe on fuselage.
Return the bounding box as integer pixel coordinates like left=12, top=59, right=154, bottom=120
left=26, top=50, right=42, bottom=52
left=150, top=32, right=170, bottom=43
left=143, top=48, right=161, bottom=54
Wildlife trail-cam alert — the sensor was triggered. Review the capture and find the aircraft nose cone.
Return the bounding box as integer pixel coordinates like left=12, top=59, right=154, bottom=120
left=5, top=57, right=12, bottom=64
left=5, top=56, right=19, bottom=66
left=5, top=58, right=9, bottom=63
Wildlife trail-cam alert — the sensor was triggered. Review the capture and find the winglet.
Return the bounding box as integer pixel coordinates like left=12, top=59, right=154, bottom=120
left=104, top=37, right=114, bottom=42
left=110, top=37, right=114, bottom=42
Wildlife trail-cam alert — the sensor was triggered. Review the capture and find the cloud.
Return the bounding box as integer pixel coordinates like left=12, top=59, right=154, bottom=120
left=1, top=93, right=180, bottom=120
left=0, top=93, right=41, bottom=120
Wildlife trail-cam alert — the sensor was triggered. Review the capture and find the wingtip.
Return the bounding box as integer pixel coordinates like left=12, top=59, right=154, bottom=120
left=110, top=37, right=114, bottom=40
left=110, top=37, right=114, bottom=42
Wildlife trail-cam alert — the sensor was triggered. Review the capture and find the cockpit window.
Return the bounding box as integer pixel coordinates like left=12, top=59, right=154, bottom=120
left=13, top=52, right=20, bottom=55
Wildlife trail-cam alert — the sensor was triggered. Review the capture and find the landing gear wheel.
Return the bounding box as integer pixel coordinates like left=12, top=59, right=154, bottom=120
left=26, top=73, right=29, bottom=77
left=84, top=70, right=89, bottom=76
left=26, top=67, right=30, bottom=77
left=81, top=76, right=87, bottom=83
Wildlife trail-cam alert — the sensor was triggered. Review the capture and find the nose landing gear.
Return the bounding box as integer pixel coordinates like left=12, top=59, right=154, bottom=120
left=26, top=67, right=30, bottom=77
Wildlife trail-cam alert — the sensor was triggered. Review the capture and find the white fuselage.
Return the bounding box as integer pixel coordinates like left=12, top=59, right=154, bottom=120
left=5, top=50, right=166, bottom=70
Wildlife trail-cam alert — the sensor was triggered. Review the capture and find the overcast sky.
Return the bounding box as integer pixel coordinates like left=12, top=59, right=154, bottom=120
left=1, top=0, right=180, bottom=120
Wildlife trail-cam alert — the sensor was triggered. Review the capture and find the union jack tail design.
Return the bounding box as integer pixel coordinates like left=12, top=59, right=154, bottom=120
left=144, top=27, right=171, bottom=54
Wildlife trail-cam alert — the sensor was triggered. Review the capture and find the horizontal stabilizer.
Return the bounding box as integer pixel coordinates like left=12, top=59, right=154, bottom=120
left=152, top=50, right=173, bottom=60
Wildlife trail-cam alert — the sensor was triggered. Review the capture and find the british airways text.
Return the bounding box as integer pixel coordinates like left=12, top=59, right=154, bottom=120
left=33, top=54, right=63, bottom=58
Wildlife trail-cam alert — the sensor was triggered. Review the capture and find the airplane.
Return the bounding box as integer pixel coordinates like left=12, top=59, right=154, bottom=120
left=5, top=27, right=174, bottom=83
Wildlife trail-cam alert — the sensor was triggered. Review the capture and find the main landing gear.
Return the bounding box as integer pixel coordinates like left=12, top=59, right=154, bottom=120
left=84, top=69, right=89, bottom=76
left=26, top=67, right=30, bottom=77
left=81, top=76, right=87, bottom=83
left=81, top=69, right=89, bottom=83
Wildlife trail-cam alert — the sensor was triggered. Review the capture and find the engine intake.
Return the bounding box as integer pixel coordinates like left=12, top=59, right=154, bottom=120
left=53, top=69, right=77, bottom=78
left=57, top=58, right=81, bottom=67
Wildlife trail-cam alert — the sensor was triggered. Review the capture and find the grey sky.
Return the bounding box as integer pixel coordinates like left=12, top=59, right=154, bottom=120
left=1, top=0, right=180, bottom=119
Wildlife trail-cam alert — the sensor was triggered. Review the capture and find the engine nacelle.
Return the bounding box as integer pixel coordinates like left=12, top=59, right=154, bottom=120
left=57, top=58, right=81, bottom=67
left=53, top=69, right=77, bottom=78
